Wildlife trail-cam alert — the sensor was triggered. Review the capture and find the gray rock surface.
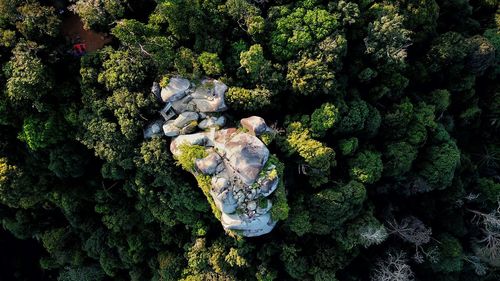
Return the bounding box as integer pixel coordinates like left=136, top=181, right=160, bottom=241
left=221, top=212, right=276, bottom=237
left=212, top=190, right=238, bottom=214
left=224, top=132, right=269, bottom=186
left=179, top=122, right=197, bottom=135
left=146, top=77, right=283, bottom=237
left=173, top=111, right=199, bottom=128
left=191, top=80, right=228, bottom=112
left=212, top=176, right=229, bottom=193
left=198, top=116, right=218, bottom=130
left=144, top=120, right=164, bottom=138
left=162, top=121, right=180, bottom=137
left=240, top=116, right=269, bottom=136
left=160, top=77, right=190, bottom=102
left=195, top=152, right=222, bottom=175
left=171, top=95, right=195, bottom=114
left=170, top=127, right=279, bottom=236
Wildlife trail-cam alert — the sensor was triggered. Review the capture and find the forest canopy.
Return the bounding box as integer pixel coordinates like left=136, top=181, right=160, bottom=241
left=0, top=0, right=499, bottom=280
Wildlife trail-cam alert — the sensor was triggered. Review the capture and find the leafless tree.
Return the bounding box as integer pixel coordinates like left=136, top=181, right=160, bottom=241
left=359, top=225, right=388, bottom=247
left=402, top=177, right=432, bottom=195
left=465, top=193, right=481, bottom=201
left=469, top=201, right=500, bottom=262
left=456, top=193, right=481, bottom=207
left=268, top=121, right=285, bottom=135
left=473, top=145, right=499, bottom=170
left=371, top=251, right=415, bottom=281
left=386, top=216, right=439, bottom=263
left=387, top=216, right=431, bottom=246
left=463, top=255, right=488, bottom=276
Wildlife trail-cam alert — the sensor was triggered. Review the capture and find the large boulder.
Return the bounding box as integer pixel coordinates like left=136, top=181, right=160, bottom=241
left=221, top=212, right=276, bottom=237
left=161, top=77, right=190, bottom=102
left=240, top=116, right=269, bottom=136
left=191, top=79, right=228, bottom=112
left=224, top=132, right=269, bottom=186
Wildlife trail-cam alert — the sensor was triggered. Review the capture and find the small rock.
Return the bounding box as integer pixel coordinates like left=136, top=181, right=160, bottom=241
left=236, top=190, right=244, bottom=198
left=170, top=133, right=211, bottom=156
left=247, top=201, right=257, bottom=211
left=163, top=121, right=180, bottom=137
left=250, top=189, right=257, bottom=199
left=173, top=111, right=198, bottom=128
left=211, top=177, right=229, bottom=193
left=267, top=164, right=276, bottom=171
left=259, top=177, right=279, bottom=197
left=198, top=117, right=218, bottom=130
left=198, top=115, right=225, bottom=130
left=144, top=120, right=164, bottom=138
left=151, top=123, right=161, bottom=134
left=215, top=116, right=226, bottom=127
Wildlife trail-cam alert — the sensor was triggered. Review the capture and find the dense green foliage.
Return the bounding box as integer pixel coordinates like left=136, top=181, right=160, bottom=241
left=0, top=0, right=499, bottom=280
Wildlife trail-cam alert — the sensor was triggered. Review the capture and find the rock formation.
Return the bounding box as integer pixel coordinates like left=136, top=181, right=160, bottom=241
left=144, top=77, right=286, bottom=237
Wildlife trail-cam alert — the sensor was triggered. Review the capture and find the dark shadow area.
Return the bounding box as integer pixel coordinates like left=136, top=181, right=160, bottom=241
left=0, top=229, right=50, bottom=281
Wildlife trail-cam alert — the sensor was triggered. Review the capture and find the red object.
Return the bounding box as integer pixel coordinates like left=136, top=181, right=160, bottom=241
left=73, top=43, right=87, bottom=55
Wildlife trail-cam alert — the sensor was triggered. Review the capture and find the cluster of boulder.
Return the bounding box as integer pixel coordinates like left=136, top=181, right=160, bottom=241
left=144, top=77, right=282, bottom=237
left=144, top=78, right=228, bottom=139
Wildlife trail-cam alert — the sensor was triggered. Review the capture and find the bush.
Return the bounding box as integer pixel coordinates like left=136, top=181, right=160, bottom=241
left=226, top=87, right=273, bottom=111
left=199, top=52, right=224, bottom=76
left=349, top=150, right=383, bottom=184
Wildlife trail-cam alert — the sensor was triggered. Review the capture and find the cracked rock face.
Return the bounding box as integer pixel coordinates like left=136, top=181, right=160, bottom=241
left=145, top=77, right=281, bottom=237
